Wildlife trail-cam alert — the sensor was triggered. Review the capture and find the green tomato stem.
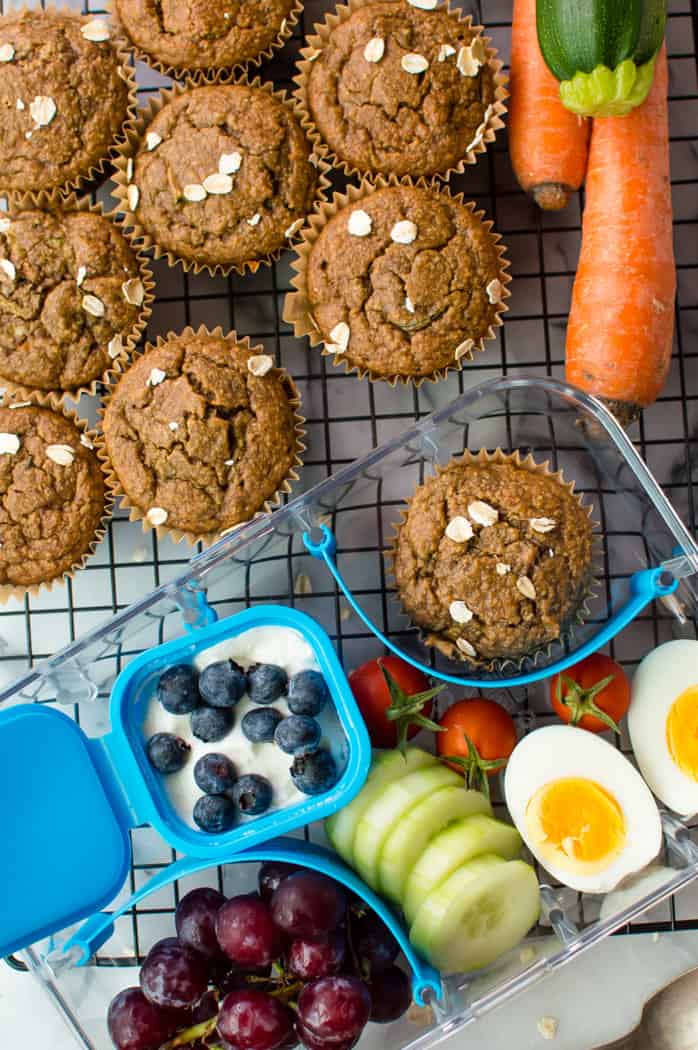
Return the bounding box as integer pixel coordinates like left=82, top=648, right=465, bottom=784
left=556, top=673, right=621, bottom=734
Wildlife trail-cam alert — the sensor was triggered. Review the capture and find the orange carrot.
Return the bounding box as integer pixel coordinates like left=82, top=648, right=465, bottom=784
left=508, top=0, right=590, bottom=210
left=566, top=48, right=675, bottom=424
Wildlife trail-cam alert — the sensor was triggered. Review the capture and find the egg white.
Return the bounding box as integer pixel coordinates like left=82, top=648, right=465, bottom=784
left=628, top=639, right=698, bottom=819
left=504, top=725, right=662, bottom=894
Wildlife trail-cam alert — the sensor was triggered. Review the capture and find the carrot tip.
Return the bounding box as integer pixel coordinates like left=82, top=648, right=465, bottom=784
left=599, top=397, right=642, bottom=428
left=532, top=183, right=573, bottom=211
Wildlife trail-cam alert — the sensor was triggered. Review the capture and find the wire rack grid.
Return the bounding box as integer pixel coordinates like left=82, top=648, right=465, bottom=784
left=0, top=0, right=697, bottom=981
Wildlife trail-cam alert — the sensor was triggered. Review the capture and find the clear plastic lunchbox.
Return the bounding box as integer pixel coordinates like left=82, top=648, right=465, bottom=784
left=3, top=375, right=697, bottom=1050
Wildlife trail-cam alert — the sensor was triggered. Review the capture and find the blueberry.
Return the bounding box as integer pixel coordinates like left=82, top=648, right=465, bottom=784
left=146, top=732, right=190, bottom=774
left=290, top=749, right=338, bottom=796
left=241, top=707, right=283, bottom=743
left=193, top=794, right=236, bottom=833
left=232, top=774, right=273, bottom=815
left=194, top=753, right=237, bottom=794
left=288, top=670, right=330, bottom=717
left=157, top=664, right=199, bottom=714
left=191, top=705, right=234, bottom=743
left=274, top=714, right=321, bottom=756
left=247, top=663, right=288, bottom=704
left=198, top=660, right=247, bottom=708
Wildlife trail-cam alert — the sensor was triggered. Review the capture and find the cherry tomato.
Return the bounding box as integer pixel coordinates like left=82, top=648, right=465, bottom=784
left=437, top=699, right=517, bottom=796
left=550, top=652, right=630, bottom=734
left=348, top=656, right=441, bottom=750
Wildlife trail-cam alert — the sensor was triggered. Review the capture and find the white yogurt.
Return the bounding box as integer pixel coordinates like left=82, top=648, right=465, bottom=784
left=142, top=626, right=329, bottom=829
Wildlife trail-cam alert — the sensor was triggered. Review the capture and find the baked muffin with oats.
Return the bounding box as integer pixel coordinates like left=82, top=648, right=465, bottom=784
left=303, top=183, right=506, bottom=381
left=0, top=10, right=132, bottom=193
left=102, top=330, right=302, bottom=540
left=393, top=455, right=593, bottom=663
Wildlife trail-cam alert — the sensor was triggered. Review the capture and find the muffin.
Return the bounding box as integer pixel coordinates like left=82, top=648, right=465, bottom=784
left=297, top=0, right=505, bottom=179
left=0, top=198, right=151, bottom=399
left=113, top=0, right=300, bottom=78
left=116, top=83, right=319, bottom=273
left=285, top=182, right=508, bottom=382
left=101, top=329, right=304, bottom=542
left=392, top=453, right=594, bottom=664
left=0, top=10, right=134, bottom=194
left=0, top=402, right=108, bottom=595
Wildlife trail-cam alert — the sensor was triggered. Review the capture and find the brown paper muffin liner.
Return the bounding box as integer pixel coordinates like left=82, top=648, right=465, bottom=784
left=293, top=0, right=508, bottom=185
left=1, top=6, right=139, bottom=198
left=107, top=0, right=304, bottom=85
left=97, top=325, right=307, bottom=548
left=0, top=390, right=115, bottom=605
left=0, top=189, right=154, bottom=406
left=111, top=76, right=332, bottom=278
left=282, top=174, right=510, bottom=387
left=386, top=448, right=600, bottom=674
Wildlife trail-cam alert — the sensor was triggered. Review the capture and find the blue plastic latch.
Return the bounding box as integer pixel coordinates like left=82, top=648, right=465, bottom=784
left=169, top=582, right=218, bottom=632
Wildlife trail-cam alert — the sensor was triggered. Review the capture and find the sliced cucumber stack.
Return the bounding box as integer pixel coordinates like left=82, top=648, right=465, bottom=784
left=378, top=787, right=492, bottom=903
left=325, top=747, right=435, bottom=863
left=403, top=814, right=523, bottom=925
left=353, top=765, right=460, bottom=888
left=409, top=855, right=541, bottom=974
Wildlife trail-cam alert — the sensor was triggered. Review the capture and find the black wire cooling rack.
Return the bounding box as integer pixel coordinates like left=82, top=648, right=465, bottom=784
left=0, top=0, right=697, bottom=969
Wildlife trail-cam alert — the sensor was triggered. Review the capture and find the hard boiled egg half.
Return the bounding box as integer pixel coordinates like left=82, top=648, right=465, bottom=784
left=628, top=638, right=698, bottom=819
left=504, top=725, right=662, bottom=893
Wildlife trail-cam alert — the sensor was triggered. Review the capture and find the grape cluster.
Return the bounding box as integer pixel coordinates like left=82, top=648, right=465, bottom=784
left=107, top=864, right=411, bottom=1050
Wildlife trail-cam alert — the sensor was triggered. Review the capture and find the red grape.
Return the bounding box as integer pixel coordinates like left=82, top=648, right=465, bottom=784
left=297, top=976, right=371, bottom=1044
left=271, top=872, right=347, bottom=938
left=368, top=966, right=412, bottom=1023
left=216, top=895, right=284, bottom=967
left=140, top=940, right=209, bottom=1011
left=107, top=987, right=177, bottom=1050
left=217, top=989, right=294, bottom=1050
left=288, top=933, right=346, bottom=980
left=258, top=861, right=299, bottom=901
left=296, top=1022, right=359, bottom=1050
left=350, top=911, right=399, bottom=974
left=175, top=887, right=226, bottom=959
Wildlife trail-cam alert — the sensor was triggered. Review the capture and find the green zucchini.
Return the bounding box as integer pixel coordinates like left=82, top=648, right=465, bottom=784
left=536, top=0, right=667, bottom=117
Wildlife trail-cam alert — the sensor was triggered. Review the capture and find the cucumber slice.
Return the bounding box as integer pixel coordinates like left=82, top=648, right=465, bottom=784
left=403, top=814, right=523, bottom=925
left=325, top=748, right=435, bottom=862
left=409, top=855, right=540, bottom=974
left=378, top=787, right=492, bottom=904
left=353, top=765, right=460, bottom=889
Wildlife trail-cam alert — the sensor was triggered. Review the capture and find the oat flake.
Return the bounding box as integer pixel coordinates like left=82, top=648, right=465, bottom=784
left=0, top=259, right=16, bottom=282
left=456, top=637, right=477, bottom=658
left=108, top=334, right=123, bottom=359
left=30, top=95, right=56, bottom=127
left=530, top=517, right=556, bottom=533
left=295, top=573, right=313, bottom=596
left=363, top=37, right=385, bottom=63
left=16, top=99, right=24, bottom=110
left=329, top=322, right=350, bottom=351
left=80, top=433, right=94, bottom=450
left=0, top=218, right=10, bottom=234
left=391, top=220, right=418, bottom=244
left=147, top=367, right=166, bottom=387
left=455, top=338, right=474, bottom=361
left=468, top=500, right=498, bottom=527
left=496, top=562, right=511, bottom=575
left=219, top=151, right=242, bottom=175
left=537, top=1017, right=558, bottom=1041
left=438, top=43, right=456, bottom=61
left=80, top=18, right=110, bottom=42
left=247, top=355, right=274, bottom=377
left=82, top=293, right=104, bottom=317
left=0, top=43, right=14, bottom=62
left=407, top=0, right=438, bottom=8
left=0, top=433, right=20, bottom=455
left=405, top=296, right=415, bottom=314
left=517, top=575, right=537, bottom=600
left=445, top=516, right=473, bottom=543
left=486, top=278, right=504, bottom=304
left=146, top=131, right=162, bottom=151
left=450, top=600, right=473, bottom=624
left=347, top=209, right=372, bottom=237
left=146, top=507, right=168, bottom=526
left=285, top=218, right=304, bottom=239
left=203, top=173, right=233, bottom=195
left=127, top=183, right=139, bottom=211
left=76, top=265, right=86, bottom=287
left=122, top=278, right=145, bottom=306
left=168, top=421, right=179, bottom=432
left=46, top=444, right=74, bottom=466
left=247, top=213, right=262, bottom=227
left=401, top=53, right=429, bottom=74
left=456, top=44, right=480, bottom=77
left=183, top=184, right=207, bottom=202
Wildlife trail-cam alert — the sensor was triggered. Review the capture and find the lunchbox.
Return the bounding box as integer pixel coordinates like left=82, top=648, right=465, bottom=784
left=3, top=375, right=697, bottom=1050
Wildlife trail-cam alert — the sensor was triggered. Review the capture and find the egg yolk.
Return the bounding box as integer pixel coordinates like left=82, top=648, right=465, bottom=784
left=666, top=685, right=698, bottom=781
left=526, top=777, right=626, bottom=873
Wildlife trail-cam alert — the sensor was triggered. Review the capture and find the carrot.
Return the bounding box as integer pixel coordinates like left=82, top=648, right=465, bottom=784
left=565, top=48, right=675, bottom=425
left=508, top=0, right=590, bottom=210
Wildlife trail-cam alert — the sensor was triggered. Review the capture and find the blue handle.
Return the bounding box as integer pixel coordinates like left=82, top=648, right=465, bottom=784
left=304, top=527, right=678, bottom=688
left=64, top=837, right=442, bottom=1006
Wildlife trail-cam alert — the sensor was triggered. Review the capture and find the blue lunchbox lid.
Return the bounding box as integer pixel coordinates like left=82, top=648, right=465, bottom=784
left=0, top=605, right=371, bottom=959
